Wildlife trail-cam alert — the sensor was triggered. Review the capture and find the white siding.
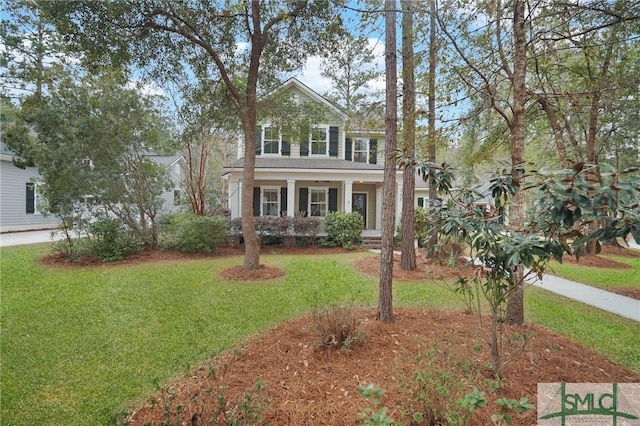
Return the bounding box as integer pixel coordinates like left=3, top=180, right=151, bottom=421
left=0, top=158, right=59, bottom=232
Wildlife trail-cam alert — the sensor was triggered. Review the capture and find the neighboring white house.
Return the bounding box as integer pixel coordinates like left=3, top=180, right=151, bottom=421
left=0, top=147, right=186, bottom=233
left=146, top=153, right=185, bottom=214
left=0, top=142, right=60, bottom=232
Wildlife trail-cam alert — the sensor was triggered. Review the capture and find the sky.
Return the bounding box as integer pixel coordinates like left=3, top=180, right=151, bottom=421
left=289, top=38, right=386, bottom=97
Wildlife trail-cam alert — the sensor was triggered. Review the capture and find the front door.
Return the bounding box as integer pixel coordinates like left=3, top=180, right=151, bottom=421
left=352, top=193, right=367, bottom=228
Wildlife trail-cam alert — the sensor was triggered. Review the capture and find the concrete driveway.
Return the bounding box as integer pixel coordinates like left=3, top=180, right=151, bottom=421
left=0, top=229, right=64, bottom=247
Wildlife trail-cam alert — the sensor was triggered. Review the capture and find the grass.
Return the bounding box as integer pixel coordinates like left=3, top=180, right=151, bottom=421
left=548, top=254, right=640, bottom=291
left=526, top=287, right=640, bottom=375
left=1, top=243, right=638, bottom=425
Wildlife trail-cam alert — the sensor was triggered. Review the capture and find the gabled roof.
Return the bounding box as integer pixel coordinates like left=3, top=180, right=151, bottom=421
left=276, top=77, right=348, bottom=121
left=145, top=154, right=183, bottom=169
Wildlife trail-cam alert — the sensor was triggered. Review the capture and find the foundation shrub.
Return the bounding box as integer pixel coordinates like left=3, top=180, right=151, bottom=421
left=322, top=211, right=363, bottom=249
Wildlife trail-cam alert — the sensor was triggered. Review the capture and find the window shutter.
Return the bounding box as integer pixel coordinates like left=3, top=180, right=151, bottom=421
left=255, top=127, right=262, bottom=155
left=369, top=139, right=377, bottom=164
left=281, top=138, right=290, bottom=156
left=418, top=197, right=424, bottom=208
left=253, top=187, right=261, bottom=216
left=26, top=183, right=35, bottom=214
left=280, top=187, right=288, bottom=216
left=299, top=126, right=309, bottom=157
left=345, top=138, right=352, bottom=161
left=329, top=188, right=338, bottom=212
left=298, top=187, right=308, bottom=216
left=329, top=126, right=339, bottom=157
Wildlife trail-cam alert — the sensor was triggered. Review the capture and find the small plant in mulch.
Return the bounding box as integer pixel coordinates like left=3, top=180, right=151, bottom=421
left=314, top=306, right=365, bottom=350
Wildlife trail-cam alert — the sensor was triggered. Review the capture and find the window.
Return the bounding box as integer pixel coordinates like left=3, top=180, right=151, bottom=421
left=263, top=126, right=280, bottom=155
left=353, top=138, right=369, bottom=163
left=262, top=187, right=280, bottom=216
left=310, top=127, right=328, bottom=155
left=309, top=188, right=328, bottom=217
left=26, top=182, right=45, bottom=215
left=173, top=189, right=181, bottom=206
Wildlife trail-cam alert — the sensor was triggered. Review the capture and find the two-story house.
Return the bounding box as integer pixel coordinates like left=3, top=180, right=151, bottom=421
left=222, top=78, right=408, bottom=231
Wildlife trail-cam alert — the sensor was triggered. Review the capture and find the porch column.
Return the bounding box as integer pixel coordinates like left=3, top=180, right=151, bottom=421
left=229, top=179, right=241, bottom=219
left=344, top=180, right=353, bottom=213
left=375, top=185, right=383, bottom=229
left=287, top=179, right=296, bottom=217
left=395, top=181, right=403, bottom=227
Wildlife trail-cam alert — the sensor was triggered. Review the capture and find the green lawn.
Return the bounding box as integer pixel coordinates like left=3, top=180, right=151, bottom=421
left=548, top=252, right=640, bottom=292
left=1, top=244, right=638, bottom=425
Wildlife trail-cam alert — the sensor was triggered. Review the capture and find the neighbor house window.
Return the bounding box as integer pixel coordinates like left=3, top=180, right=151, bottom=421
left=26, top=182, right=45, bottom=215
left=353, top=138, right=369, bottom=163
left=310, top=126, right=328, bottom=155
left=309, top=188, right=328, bottom=217
left=262, top=187, right=280, bottom=216
left=263, top=126, right=280, bottom=154
left=173, top=189, right=181, bottom=206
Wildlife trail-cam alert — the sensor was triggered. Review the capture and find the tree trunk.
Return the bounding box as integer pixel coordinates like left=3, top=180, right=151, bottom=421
left=506, top=265, right=524, bottom=326
left=240, top=114, right=260, bottom=269
left=537, top=97, right=569, bottom=168
left=378, top=0, right=398, bottom=322
left=506, top=0, right=527, bottom=326
left=400, top=0, right=416, bottom=271
left=426, top=0, right=438, bottom=258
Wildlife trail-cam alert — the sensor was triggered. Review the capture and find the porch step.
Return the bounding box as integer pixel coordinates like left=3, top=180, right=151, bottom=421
left=361, top=235, right=382, bottom=249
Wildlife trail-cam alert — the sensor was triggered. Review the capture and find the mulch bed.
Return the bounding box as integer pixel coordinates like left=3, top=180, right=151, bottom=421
left=122, top=307, right=639, bottom=426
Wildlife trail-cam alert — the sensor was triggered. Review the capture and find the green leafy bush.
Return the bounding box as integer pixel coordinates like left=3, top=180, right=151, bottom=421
left=322, top=211, right=363, bottom=249
left=414, top=207, right=431, bottom=245
left=358, top=384, right=394, bottom=425
left=162, top=213, right=229, bottom=253
left=87, top=215, right=143, bottom=261
left=292, top=217, right=322, bottom=246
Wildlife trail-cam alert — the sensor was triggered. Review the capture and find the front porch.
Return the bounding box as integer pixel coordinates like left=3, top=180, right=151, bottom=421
left=226, top=177, right=407, bottom=231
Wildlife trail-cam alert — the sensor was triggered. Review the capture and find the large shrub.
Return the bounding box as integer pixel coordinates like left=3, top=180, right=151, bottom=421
left=323, top=211, right=363, bottom=250
left=228, top=216, right=322, bottom=247
left=87, top=215, right=144, bottom=261
left=162, top=213, right=229, bottom=253
left=292, top=217, right=322, bottom=246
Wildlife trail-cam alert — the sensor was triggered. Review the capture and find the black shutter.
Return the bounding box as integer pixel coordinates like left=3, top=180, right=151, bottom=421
left=280, top=187, right=288, bottom=216
left=329, top=126, right=339, bottom=157
left=418, top=197, right=424, bottom=208
left=369, top=139, right=377, bottom=164
left=329, top=188, right=338, bottom=212
left=299, top=126, right=309, bottom=157
left=253, top=187, right=261, bottom=216
left=298, top=187, right=308, bottom=216
left=255, top=127, right=262, bottom=155
left=282, top=137, right=290, bottom=156
left=26, top=183, right=35, bottom=214
left=345, top=138, right=352, bottom=161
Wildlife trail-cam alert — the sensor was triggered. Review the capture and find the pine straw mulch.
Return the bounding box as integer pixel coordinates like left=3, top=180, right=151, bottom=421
left=113, top=245, right=640, bottom=426
left=123, top=307, right=639, bottom=426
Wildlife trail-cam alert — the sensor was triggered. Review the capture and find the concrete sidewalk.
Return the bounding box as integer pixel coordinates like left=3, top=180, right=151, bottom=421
left=529, top=274, right=640, bottom=323
left=0, top=229, right=63, bottom=247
